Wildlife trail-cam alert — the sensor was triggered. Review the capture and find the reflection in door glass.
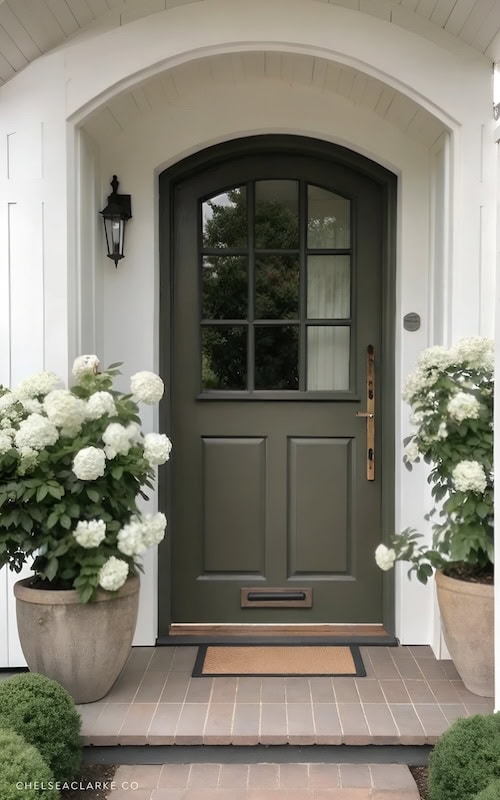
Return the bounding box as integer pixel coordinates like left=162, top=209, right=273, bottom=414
left=307, top=185, right=350, bottom=249
left=202, top=187, right=247, bottom=248
left=307, top=256, right=350, bottom=319
left=202, top=256, right=247, bottom=319
left=202, top=326, right=247, bottom=390
left=255, top=181, right=299, bottom=249
left=255, top=326, right=299, bottom=390
left=255, top=255, right=299, bottom=319
left=307, top=326, right=350, bottom=390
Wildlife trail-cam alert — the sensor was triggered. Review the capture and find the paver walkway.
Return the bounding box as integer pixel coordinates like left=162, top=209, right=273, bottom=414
left=107, top=762, right=420, bottom=799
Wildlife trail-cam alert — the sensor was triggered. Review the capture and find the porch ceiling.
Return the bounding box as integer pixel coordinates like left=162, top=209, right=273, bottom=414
left=0, top=0, right=499, bottom=88
left=82, top=51, right=447, bottom=148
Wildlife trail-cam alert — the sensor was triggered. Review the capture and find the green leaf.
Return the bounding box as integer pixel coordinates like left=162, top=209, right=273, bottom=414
left=36, top=485, right=49, bottom=502
left=476, top=502, right=490, bottom=519
left=86, top=488, right=100, bottom=503
left=60, top=515, right=72, bottom=530
left=47, top=485, right=65, bottom=499
left=78, top=584, right=95, bottom=604
left=45, top=557, right=58, bottom=581
left=46, top=511, right=60, bottom=529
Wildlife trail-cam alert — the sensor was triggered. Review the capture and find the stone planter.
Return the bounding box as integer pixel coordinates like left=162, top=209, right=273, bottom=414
left=435, top=569, right=494, bottom=697
left=14, top=574, right=140, bottom=704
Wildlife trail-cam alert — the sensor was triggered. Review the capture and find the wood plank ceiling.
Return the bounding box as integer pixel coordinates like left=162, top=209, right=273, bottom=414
left=0, top=0, right=498, bottom=87
left=82, top=51, right=446, bottom=147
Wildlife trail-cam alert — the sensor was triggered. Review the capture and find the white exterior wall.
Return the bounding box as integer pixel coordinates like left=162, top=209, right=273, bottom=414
left=0, top=0, right=496, bottom=666
left=0, top=54, right=70, bottom=667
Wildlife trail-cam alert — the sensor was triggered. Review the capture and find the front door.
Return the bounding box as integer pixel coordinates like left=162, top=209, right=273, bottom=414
left=161, top=137, right=394, bottom=627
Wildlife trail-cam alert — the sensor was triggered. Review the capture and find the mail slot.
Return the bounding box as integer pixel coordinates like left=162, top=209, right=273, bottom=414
left=241, top=587, right=312, bottom=608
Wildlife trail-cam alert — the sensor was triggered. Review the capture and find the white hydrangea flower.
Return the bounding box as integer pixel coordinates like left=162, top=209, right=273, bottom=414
left=15, top=414, right=59, bottom=451
left=19, top=398, right=43, bottom=414
left=141, top=512, right=167, bottom=548
left=454, top=337, right=494, bottom=372
left=102, top=423, right=132, bottom=456
left=73, top=519, right=106, bottom=548
left=98, top=556, right=129, bottom=591
left=416, top=346, right=455, bottom=372
left=402, top=370, right=433, bottom=404
left=403, top=441, right=420, bottom=462
left=126, top=422, right=142, bottom=443
left=144, top=433, right=172, bottom=466
left=86, top=391, right=117, bottom=420
left=0, top=430, right=13, bottom=454
left=130, top=371, right=164, bottom=404
left=18, top=448, right=39, bottom=473
left=43, top=390, right=87, bottom=437
left=0, top=393, right=20, bottom=415
left=73, top=446, right=106, bottom=480
left=72, top=354, right=100, bottom=380
left=375, top=544, right=396, bottom=571
left=16, top=371, right=61, bottom=398
left=447, top=392, right=481, bottom=422
left=452, top=460, right=487, bottom=494
left=117, top=518, right=146, bottom=556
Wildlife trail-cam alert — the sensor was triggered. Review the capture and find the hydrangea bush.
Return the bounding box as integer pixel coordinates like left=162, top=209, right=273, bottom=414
left=0, top=355, right=171, bottom=602
left=375, top=337, right=493, bottom=583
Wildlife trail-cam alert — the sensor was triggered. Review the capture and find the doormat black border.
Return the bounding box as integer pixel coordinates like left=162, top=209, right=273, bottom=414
left=192, top=643, right=366, bottom=678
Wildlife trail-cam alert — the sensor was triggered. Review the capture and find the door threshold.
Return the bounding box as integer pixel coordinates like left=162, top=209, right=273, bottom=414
left=157, top=623, right=398, bottom=646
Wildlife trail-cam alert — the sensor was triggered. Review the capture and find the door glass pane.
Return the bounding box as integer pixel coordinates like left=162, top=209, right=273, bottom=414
left=202, top=326, right=247, bottom=390
left=255, top=181, right=299, bottom=248
left=202, top=256, right=247, bottom=319
left=307, top=326, right=350, bottom=390
left=307, top=256, right=350, bottom=319
left=307, top=185, right=350, bottom=249
left=255, top=255, right=299, bottom=319
left=202, top=187, right=247, bottom=248
left=255, top=326, right=299, bottom=390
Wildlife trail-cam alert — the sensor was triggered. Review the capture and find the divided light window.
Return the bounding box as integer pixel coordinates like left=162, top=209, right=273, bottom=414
left=200, top=180, right=352, bottom=396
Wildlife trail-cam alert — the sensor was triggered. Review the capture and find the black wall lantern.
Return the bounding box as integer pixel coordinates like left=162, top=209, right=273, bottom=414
left=100, top=175, right=132, bottom=267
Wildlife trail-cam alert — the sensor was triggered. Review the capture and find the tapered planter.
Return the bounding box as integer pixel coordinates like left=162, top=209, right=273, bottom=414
left=435, top=569, right=494, bottom=697
left=14, top=574, right=140, bottom=704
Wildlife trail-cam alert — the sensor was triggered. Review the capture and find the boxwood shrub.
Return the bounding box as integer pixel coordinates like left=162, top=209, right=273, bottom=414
left=0, top=673, right=81, bottom=781
left=0, top=727, right=59, bottom=800
left=429, top=713, right=500, bottom=800
left=475, top=782, right=500, bottom=800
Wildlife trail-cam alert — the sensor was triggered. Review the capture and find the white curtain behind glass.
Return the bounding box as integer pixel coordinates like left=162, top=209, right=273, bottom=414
left=307, top=256, right=350, bottom=390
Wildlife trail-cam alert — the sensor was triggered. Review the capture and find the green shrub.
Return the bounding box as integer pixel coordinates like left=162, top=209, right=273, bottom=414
left=0, top=673, right=82, bottom=781
left=0, top=727, right=59, bottom=799
left=429, top=713, right=500, bottom=800
left=475, top=781, right=500, bottom=800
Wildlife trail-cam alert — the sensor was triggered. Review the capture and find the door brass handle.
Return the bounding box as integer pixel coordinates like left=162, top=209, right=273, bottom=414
left=355, top=345, right=375, bottom=480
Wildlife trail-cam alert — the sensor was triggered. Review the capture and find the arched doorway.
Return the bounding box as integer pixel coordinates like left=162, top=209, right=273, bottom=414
left=158, top=135, right=396, bottom=638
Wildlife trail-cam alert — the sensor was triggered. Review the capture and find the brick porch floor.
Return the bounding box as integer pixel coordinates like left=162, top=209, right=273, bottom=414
left=3, top=645, right=495, bottom=798
left=77, top=645, right=494, bottom=746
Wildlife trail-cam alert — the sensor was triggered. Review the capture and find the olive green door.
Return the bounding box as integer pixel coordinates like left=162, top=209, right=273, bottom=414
left=162, top=139, right=393, bottom=625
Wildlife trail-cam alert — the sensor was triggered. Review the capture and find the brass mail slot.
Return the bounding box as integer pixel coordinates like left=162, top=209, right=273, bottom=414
left=241, top=587, right=313, bottom=608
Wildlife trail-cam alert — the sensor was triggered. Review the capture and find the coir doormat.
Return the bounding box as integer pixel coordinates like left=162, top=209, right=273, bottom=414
left=192, top=644, right=366, bottom=677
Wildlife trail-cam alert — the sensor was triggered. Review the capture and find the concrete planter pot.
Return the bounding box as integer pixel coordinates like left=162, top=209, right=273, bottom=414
left=435, top=569, right=494, bottom=697
left=14, top=574, right=140, bottom=704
